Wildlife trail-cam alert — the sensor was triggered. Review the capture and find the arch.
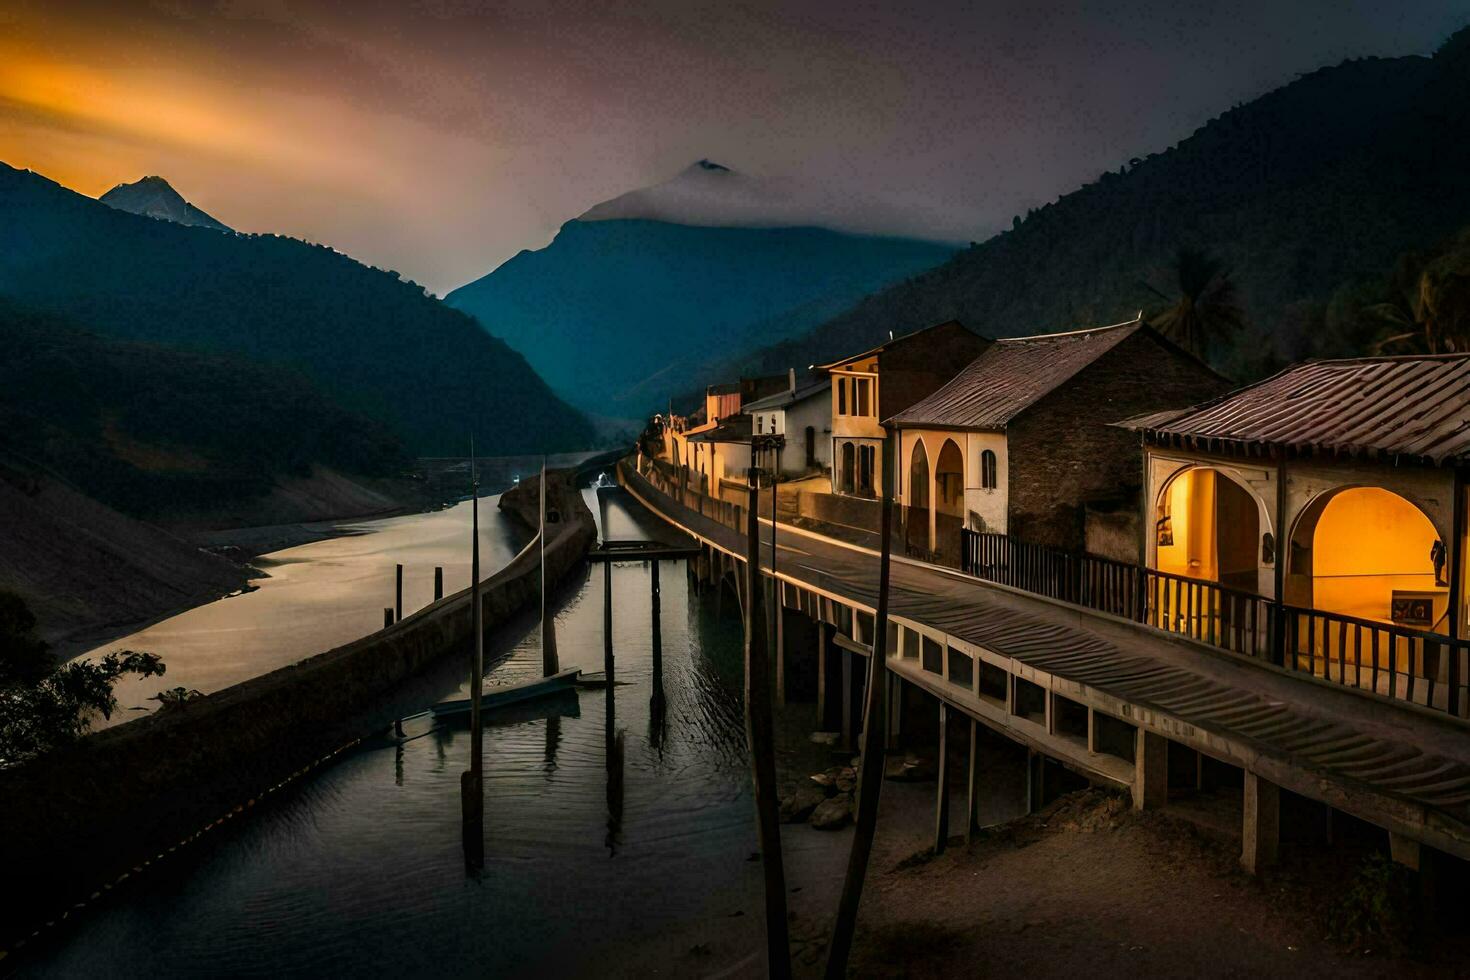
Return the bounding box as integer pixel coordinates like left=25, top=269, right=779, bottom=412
left=935, top=439, right=964, bottom=518
left=980, top=449, right=998, bottom=490
left=1155, top=465, right=1263, bottom=592
left=907, top=438, right=931, bottom=553
left=1288, top=485, right=1443, bottom=625
left=909, top=439, right=930, bottom=510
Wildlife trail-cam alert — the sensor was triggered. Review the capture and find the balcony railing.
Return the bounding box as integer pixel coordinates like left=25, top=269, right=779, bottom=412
left=961, top=529, right=1467, bottom=719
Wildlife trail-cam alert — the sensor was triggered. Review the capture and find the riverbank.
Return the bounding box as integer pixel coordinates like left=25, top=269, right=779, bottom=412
left=0, top=469, right=596, bottom=959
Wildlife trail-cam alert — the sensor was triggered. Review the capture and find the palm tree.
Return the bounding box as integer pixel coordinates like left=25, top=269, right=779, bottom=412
left=1142, top=247, right=1246, bottom=360
left=1365, top=238, right=1470, bottom=355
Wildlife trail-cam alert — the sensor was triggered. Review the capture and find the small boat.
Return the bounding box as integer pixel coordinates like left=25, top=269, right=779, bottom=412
left=430, top=667, right=582, bottom=718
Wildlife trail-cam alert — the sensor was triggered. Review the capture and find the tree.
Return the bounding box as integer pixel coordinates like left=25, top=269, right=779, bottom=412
left=1143, top=247, right=1247, bottom=361
left=1364, top=232, right=1470, bottom=354
left=0, top=590, right=165, bottom=768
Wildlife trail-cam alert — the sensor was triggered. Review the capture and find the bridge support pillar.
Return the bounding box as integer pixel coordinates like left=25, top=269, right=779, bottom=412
left=841, top=648, right=853, bottom=752
left=934, top=701, right=950, bottom=854
left=1241, top=771, right=1280, bottom=875
left=966, top=718, right=983, bottom=842
left=1133, top=730, right=1167, bottom=811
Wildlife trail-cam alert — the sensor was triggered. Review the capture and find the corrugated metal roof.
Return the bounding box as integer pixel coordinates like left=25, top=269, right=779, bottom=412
left=888, top=319, right=1142, bottom=430
left=743, top=378, right=831, bottom=412
left=1121, top=354, right=1470, bottom=465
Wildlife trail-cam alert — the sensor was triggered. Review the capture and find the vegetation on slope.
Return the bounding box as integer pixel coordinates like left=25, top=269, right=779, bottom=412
left=0, top=163, right=594, bottom=455
left=725, top=26, right=1470, bottom=383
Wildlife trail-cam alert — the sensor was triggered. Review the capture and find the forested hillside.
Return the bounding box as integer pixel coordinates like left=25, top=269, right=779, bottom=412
left=726, top=27, right=1470, bottom=383
left=0, top=163, right=594, bottom=455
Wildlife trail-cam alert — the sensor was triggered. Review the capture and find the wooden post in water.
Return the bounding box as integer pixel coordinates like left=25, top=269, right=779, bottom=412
left=434, top=566, right=443, bottom=602
left=540, top=458, right=559, bottom=678
left=383, top=607, right=393, bottom=629
left=744, top=475, right=791, bottom=978
left=461, top=439, right=485, bottom=870
left=395, top=563, right=403, bottom=622
left=824, top=431, right=895, bottom=980
left=650, top=559, right=665, bottom=715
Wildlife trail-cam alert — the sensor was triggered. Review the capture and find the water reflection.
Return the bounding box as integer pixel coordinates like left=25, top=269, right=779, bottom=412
left=27, top=488, right=817, bottom=976
left=88, top=495, right=531, bottom=724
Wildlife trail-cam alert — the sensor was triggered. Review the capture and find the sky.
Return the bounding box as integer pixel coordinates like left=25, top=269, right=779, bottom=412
left=1, top=1, right=1465, bottom=295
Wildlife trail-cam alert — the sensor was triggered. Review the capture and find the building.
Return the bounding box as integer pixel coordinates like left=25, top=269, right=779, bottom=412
left=888, top=318, right=1226, bottom=560
left=1124, top=355, right=1470, bottom=675
left=744, top=370, right=832, bottom=480
left=817, top=320, right=990, bottom=499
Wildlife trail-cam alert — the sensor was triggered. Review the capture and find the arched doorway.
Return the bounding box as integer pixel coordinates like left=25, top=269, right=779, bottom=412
left=934, top=439, right=964, bottom=560
left=840, top=442, right=856, bottom=494
left=1289, top=487, right=1443, bottom=626
left=1155, top=467, right=1261, bottom=592
left=908, top=439, right=930, bottom=554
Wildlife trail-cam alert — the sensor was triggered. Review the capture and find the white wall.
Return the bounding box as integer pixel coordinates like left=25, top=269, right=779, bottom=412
left=963, top=431, right=1008, bottom=533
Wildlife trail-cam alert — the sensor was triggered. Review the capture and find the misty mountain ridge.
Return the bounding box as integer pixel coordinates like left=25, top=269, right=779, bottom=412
left=99, top=175, right=233, bottom=232
left=580, top=158, right=967, bottom=244
left=725, top=26, right=1470, bottom=385
left=448, top=160, right=959, bottom=417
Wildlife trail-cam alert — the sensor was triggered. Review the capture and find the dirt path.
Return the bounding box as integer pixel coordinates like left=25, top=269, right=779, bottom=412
left=839, top=788, right=1464, bottom=978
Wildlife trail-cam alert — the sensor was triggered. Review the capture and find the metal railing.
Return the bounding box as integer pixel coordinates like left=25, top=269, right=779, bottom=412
left=961, top=529, right=1467, bottom=718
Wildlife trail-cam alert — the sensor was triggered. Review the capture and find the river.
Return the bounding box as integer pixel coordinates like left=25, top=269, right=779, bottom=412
left=26, top=486, right=855, bottom=976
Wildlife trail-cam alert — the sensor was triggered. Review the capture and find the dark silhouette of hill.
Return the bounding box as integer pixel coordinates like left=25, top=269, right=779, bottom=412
left=727, top=26, right=1470, bottom=383
left=0, top=163, right=593, bottom=455
left=99, top=176, right=233, bottom=232
left=0, top=300, right=406, bottom=520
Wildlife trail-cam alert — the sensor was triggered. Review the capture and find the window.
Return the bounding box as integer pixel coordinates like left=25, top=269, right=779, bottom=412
left=858, top=445, right=875, bottom=494
left=854, top=378, right=870, bottom=417
left=981, top=449, right=998, bottom=489
left=837, top=379, right=848, bottom=416
left=756, top=415, right=764, bottom=434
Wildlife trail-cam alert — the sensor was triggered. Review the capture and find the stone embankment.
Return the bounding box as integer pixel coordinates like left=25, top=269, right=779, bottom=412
left=0, top=469, right=596, bottom=957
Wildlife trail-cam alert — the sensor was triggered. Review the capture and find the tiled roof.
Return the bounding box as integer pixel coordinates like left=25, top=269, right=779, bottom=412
left=743, top=379, right=831, bottom=412
left=888, top=319, right=1143, bottom=430
left=1119, top=354, right=1470, bottom=465
left=815, top=320, right=974, bottom=370
left=687, top=413, right=753, bottom=443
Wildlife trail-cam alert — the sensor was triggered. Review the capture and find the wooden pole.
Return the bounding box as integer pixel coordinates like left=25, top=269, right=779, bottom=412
left=462, top=438, right=485, bottom=869
left=966, top=718, right=983, bottom=842
left=383, top=607, right=393, bottom=629
left=817, top=620, right=829, bottom=730
left=744, top=476, right=791, bottom=978
left=395, top=563, right=403, bottom=622
left=434, top=566, right=444, bottom=602
left=824, top=430, right=895, bottom=979
left=841, top=649, right=853, bottom=752
left=934, top=702, right=950, bottom=854
left=651, top=559, right=664, bottom=710
left=540, top=458, right=559, bottom=677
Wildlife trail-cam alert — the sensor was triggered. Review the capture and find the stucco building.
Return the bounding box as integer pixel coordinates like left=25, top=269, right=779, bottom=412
left=888, top=318, right=1226, bottom=560
left=818, top=320, right=990, bottom=499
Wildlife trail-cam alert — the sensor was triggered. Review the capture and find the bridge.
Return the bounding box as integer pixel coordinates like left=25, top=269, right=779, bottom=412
left=620, top=455, right=1470, bottom=873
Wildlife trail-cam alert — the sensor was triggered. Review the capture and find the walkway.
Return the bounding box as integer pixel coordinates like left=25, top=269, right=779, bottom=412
left=621, top=460, right=1470, bottom=861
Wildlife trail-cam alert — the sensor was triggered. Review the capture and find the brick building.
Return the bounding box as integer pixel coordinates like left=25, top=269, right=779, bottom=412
left=888, top=317, right=1228, bottom=559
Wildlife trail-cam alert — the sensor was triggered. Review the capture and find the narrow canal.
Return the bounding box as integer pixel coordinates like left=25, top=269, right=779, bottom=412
left=27, top=487, right=854, bottom=976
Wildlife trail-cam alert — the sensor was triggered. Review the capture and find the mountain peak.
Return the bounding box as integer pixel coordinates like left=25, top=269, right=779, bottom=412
left=577, top=160, right=959, bottom=243
left=99, top=176, right=233, bottom=233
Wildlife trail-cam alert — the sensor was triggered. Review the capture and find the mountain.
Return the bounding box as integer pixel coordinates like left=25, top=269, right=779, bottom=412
left=730, top=26, right=1470, bottom=383
left=445, top=161, right=958, bottom=416
left=99, top=175, right=233, bottom=232
left=0, top=162, right=593, bottom=455
left=0, top=299, right=406, bottom=523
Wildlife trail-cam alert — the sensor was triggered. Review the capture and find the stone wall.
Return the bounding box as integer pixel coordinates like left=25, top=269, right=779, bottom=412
left=0, top=470, right=596, bottom=951
left=1007, top=330, right=1228, bottom=551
